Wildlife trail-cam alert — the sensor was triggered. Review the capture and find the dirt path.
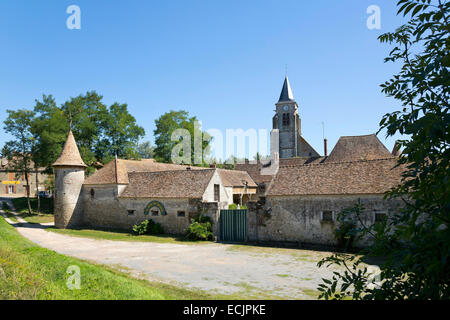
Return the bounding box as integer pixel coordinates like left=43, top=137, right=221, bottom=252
left=0, top=199, right=342, bottom=299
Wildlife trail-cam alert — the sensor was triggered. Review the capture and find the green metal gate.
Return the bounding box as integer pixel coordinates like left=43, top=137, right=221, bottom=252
left=219, top=209, right=247, bottom=242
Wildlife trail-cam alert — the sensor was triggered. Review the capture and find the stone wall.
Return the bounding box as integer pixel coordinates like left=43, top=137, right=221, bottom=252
left=247, top=194, right=403, bottom=247
left=81, top=185, right=220, bottom=235
left=81, top=185, right=127, bottom=230
left=54, top=167, right=85, bottom=228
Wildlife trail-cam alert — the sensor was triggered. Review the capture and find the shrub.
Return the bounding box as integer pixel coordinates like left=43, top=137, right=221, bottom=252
left=333, top=203, right=361, bottom=250
left=228, top=204, right=247, bottom=210
left=185, top=213, right=213, bottom=241
left=132, top=219, right=164, bottom=236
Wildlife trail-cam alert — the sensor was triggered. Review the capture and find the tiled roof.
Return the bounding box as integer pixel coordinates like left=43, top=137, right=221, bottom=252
left=217, top=169, right=257, bottom=188
left=119, top=169, right=216, bottom=198
left=326, top=134, right=393, bottom=163
left=0, top=157, right=44, bottom=171
left=84, top=159, right=206, bottom=185
left=234, top=163, right=274, bottom=184
left=53, top=131, right=87, bottom=168
left=280, top=157, right=326, bottom=167
left=267, top=158, right=404, bottom=196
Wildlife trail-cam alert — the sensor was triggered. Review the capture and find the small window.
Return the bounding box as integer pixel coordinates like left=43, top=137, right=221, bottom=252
left=375, top=212, right=387, bottom=223
left=214, top=184, right=220, bottom=202
left=282, top=113, right=290, bottom=126
left=177, top=211, right=186, bottom=217
left=151, top=210, right=159, bottom=216
left=127, top=210, right=135, bottom=216
left=322, top=211, right=333, bottom=222
left=259, top=184, right=266, bottom=193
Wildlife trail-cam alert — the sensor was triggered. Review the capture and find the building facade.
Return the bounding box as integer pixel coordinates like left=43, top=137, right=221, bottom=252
left=0, top=158, right=49, bottom=197
left=53, top=77, right=405, bottom=247
left=53, top=132, right=257, bottom=233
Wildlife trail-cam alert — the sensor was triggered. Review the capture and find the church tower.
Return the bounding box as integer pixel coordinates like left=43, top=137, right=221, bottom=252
left=271, top=76, right=319, bottom=159
left=53, top=130, right=86, bottom=228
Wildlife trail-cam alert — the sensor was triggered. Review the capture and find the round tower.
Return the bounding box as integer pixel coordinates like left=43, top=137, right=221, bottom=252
left=52, top=130, right=86, bottom=228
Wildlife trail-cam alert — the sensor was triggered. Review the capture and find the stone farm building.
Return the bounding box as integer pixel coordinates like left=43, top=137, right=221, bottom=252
left=53, top=131, right=257, bottom=234
left=53, top=77, right=405, bottom=247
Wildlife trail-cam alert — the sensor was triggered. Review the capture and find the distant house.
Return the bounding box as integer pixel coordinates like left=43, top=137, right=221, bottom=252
left=0, top=157, right=49, bottom=197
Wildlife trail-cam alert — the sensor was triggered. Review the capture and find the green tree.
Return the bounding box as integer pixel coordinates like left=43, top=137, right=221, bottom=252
left=32, top=92, right=145, bottom=174
left=153, top=110, right=211, bottom=164
left=97, top=102, right=145, bottom=162
left=317, top=0, right=449, bottom=300
left=2, top=110, right=37, bottom=215
left=137, top=141, right=155, bottom=159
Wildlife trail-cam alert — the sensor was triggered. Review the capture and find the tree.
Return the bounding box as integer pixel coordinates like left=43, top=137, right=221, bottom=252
left=317, top=0, right=449, bottom=300
left=137, top=141, right=155, bottom=159
left=2, top=110, right=37, bottom=215
left=153, top=110, right=211, bottom=164
left=97, top=102, right=145, bottom=162
left=32, top=92, right=145, bottom=174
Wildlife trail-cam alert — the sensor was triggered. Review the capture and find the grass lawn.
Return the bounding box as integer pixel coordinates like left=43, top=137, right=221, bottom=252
left=22, top=214, right=54, bottom=224
left=47, top=227, right=214, bottom=245
left=10, top=197, right=54, bottom=224
left=0, top=217, right=219, bottom=300
left=11, top=197, right=53, bottom=215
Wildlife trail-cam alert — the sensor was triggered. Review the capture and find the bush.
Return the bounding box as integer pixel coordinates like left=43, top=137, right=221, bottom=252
left=132, top=219, right=164, bottom=236
left=228, top=204, right=247, bottom=210
left=185, top=213, right=213, bottom=241
left=333, top=205, right=360, bottom=250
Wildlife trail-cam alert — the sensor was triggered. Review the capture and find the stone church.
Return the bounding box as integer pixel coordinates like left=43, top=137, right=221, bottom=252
left=53, top=76, right=405, bottom=247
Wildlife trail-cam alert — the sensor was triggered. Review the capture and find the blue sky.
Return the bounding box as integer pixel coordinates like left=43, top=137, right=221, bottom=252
left=0, top=0, right=406, bottom=160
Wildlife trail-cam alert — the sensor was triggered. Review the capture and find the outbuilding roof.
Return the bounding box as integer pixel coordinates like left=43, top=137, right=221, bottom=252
left=326, top=134, right=393, bottom=163
left=217, top=169, right=257, bottom=188
left=267, top=158, right=404, bottom=196
left=84, top=159, right=205, bottom=185
left=119, top=169, right=216, bottom=199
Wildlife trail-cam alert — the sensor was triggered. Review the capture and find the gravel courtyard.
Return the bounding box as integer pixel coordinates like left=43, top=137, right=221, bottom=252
left=6, top=220, right=346, bottom=300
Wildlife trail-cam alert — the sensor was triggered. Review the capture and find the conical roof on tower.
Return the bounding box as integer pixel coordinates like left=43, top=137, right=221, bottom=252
left=53, top=130, right=87, bottom=168
left=278, top=76, right=295, bottom=102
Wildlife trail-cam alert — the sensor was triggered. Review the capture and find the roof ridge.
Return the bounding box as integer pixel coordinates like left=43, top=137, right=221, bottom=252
left=279, top=157, right=397, bottom=168
left=338, top=133, right=377, bottom=138
left=127, top=168, right=215, bottom=175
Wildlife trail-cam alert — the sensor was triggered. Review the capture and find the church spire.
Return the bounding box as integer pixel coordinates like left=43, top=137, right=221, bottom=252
left=278, top=76, right=294, bottom=102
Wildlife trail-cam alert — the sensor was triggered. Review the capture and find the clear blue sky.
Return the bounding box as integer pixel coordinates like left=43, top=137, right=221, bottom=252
left=0, top=0, right=406, bottom=160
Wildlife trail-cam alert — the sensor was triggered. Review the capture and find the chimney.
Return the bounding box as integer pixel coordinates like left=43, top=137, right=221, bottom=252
left=392, top=141, right=402, bottom=156
left=324, top=138, right=328, bottom=157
